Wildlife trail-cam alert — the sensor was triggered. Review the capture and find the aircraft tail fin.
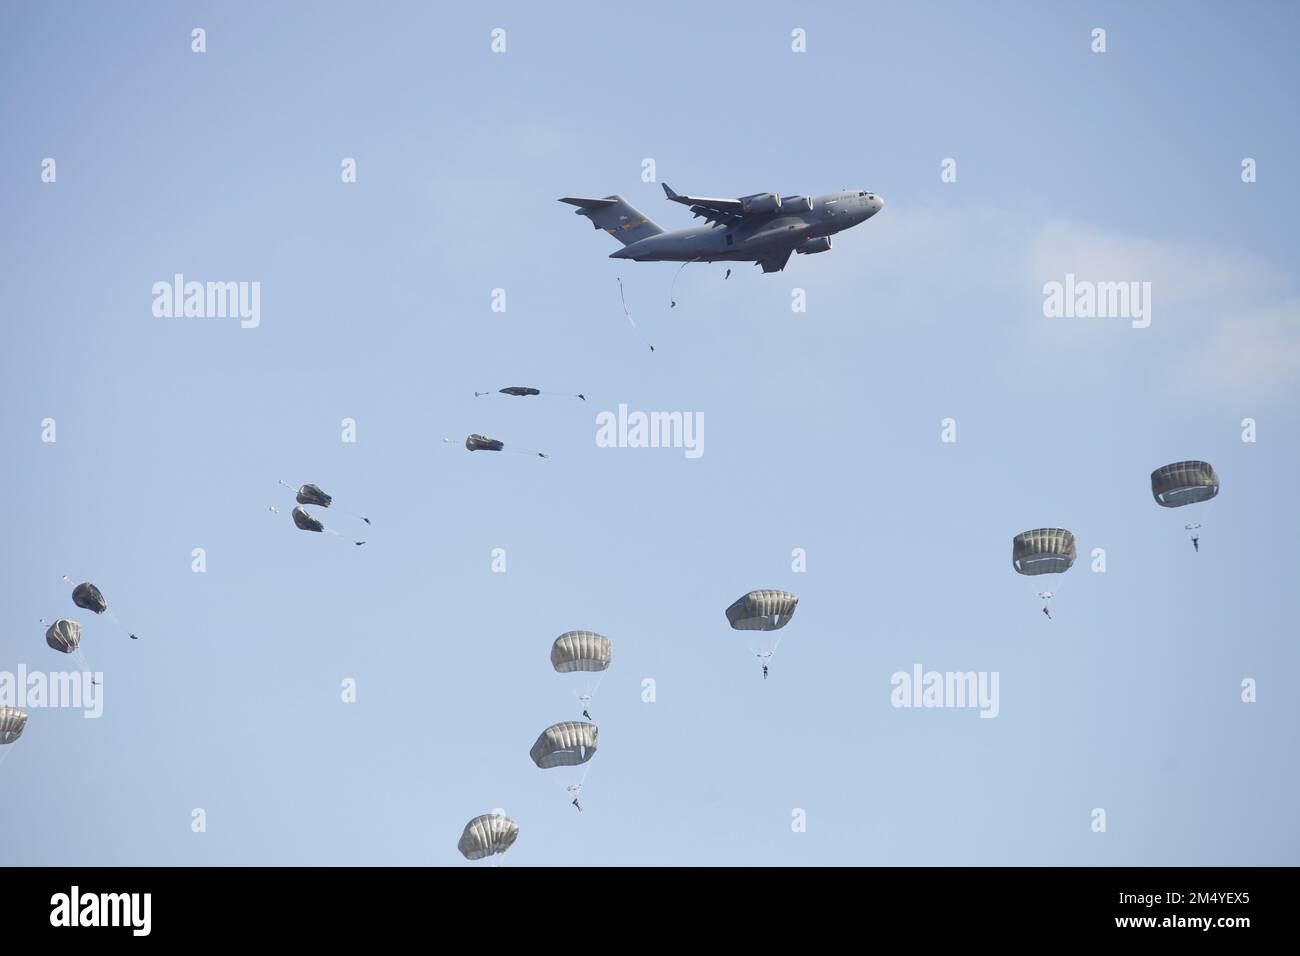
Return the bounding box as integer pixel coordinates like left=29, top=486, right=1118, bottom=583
left=558, top=195, right=663, bottom=246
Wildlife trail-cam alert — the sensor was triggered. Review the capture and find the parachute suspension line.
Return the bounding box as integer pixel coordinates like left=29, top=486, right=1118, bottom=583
left=103, top=609, right=139, bottom=641
left=333, top=505, right=371, bottom=525
left=617, top=278, right=655, bottom=352
left=576, top=670, right=610, bottom=716
left=669, top=257, right=702, bottom=309
left=536, top=390, right=587, bottom=401
left=504, top=447, right=551, bottom=460
left=321, top=526, right=365, bottom=547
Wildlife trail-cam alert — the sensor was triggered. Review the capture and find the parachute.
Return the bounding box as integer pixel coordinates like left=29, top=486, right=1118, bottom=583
left=1012, top=528, right=1076, bottom=575
left=550, top=631, right=613, bottom=673
left=295, top=483, right=332, bottom=507
left=475, top=386, right=586, bottom=401
left=726, top=589, right=799, bottom=677
left=62, top=577, right=137, bottom=640
left=465, top=434, right=505, bottom=452
left=292, top=506, right=326, bottom=533
left=1012, top=528, right=1076, bottom=617
left=530, top=721, right=598, bottom=769
left=551, top=631, right=613, bottom=719
left=726, top=590, right=799, bottom=631
left=290, top=505, right=364, bottom=546
left=0, top=706, right=27, bottom=745
left=1151, top=461, right=1220, bottom=507
left=1152, top=461, right=1218, bottom=551
left=45, top=619, right=82, bottom=654
left=457, top=813, right=519, bottom=861
left=43, top=617, right=94, bottom=676
left=445, top=435, right=549, bottom=459
left=71, top=582, right=107, bottom=615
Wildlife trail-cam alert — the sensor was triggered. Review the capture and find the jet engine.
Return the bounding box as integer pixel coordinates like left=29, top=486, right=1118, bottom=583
left=796, top=236, right=832, bottom=255
left=740, top=192, right=782, bottom=215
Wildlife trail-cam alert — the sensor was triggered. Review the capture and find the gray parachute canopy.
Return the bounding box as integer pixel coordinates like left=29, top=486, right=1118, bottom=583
left=1151, top=461, right=1220, bottom=508
left=45, top=619, right=82, bottom=654
left=0, top=706, right=27, bottom=744
left=295, top=483, right=333, bottom=508
left=501, top=387, right=541, bottom=397
left=530, top=721, right=598, bottom=769
left=1012, top=528, right=1077, bottom=576
left=457, top=813, right=519, bottom=861
left=465, top=434, right=506, bottom=452
left=550, top=631, right=613, bottom=673
left=726, top=589, right=799, bottom=631
left=291, top=506, right=325, bottom=533
left=71, top=582, right=108, bottom=615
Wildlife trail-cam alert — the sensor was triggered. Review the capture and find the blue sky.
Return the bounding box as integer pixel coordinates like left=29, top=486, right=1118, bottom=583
left=1, top=0, right=1296, bottom=865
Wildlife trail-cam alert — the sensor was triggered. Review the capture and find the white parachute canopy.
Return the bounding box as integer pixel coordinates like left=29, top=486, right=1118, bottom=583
left=726, top=589, right=799, bottom=666
left=550, top=631, right=613, bottom=673
left=550, top=631, right=613, bottom=718
left=725, top=589, right=799, bottom=631
left=529, top=721, right=598, bottom=769
left=44, top=619, right=82, bottom=653
left=457, top=813, right=519, bottom=861
left=0, top=706, right=28, bottom=745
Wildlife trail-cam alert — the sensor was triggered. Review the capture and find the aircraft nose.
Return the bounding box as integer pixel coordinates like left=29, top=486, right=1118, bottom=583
left=874, top=195, right=885, bottom=214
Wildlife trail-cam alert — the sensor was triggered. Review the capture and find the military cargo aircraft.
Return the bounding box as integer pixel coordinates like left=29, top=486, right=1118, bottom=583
left=559, top=184, right=883, bottom=273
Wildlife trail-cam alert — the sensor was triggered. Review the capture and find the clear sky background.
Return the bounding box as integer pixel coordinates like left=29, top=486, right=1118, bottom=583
left=1, top=1, right=1296, bottom=866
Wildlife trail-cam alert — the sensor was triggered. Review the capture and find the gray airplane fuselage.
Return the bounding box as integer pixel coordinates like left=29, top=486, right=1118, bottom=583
left=612, top=190, right=883, bottom=263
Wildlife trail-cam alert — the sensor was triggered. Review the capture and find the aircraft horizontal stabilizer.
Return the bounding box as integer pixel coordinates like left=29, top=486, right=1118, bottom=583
left=558, top=197, right=619, bottom=210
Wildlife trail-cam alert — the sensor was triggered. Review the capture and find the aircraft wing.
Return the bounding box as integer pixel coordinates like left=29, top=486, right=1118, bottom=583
left=662, top=183, right=746, bottom=227
left=757, top=249, right=793, bottom=273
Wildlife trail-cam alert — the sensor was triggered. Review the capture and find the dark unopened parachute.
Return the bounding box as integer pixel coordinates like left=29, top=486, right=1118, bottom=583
left=71, top=582, right=107, bottom=615
left=1151, top=461, right=1219, bottom=507
left=457, top=813, right=519, bottom=861
left=475, top=386, right=585, bottom=400
left=61, top=576, right=138, bottom=639
left=292, top=506, right=326, bottom=533
left=726, top=590, right=799, bottom=631
left=0, top=706, right=27, bottom=745
left=448, top=434, right=549, bottom=458
left=1011, top=529, right=1077, bottom=576
left=45, top=619, right=82, bottom=654
left=295, top=483, right=332, bottom=508
left=465, top=434, right=505, bottom=452
left=290, top=506, right=364, bottom=545
left=530, top=721, right=598, bottom=769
